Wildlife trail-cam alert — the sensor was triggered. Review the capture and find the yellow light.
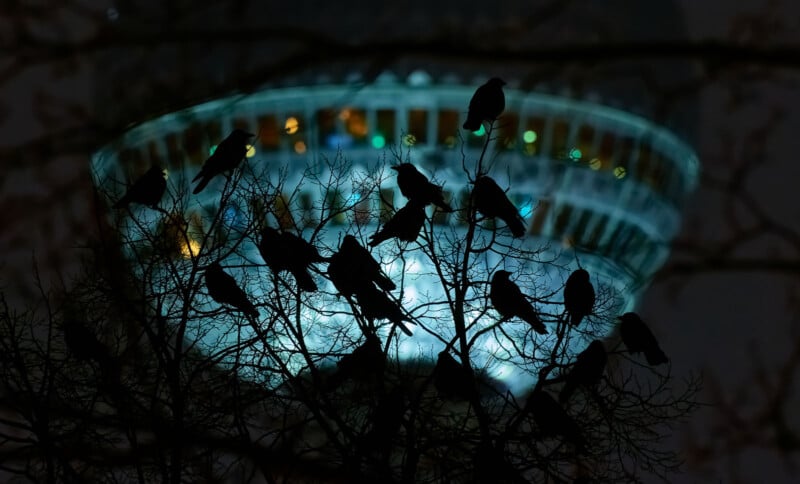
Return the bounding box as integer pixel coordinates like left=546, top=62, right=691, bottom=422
left=613, top=166, right=627, bottom=179
left=245, top=144, right=256, bottom=158
left=294, top=141, right=307, bottom=154
left=339, top=109, right=351, bottom=121
left=589, top=158, right=602, bottom=170
left=403, top=134, right=417, bottom=146
left=285, top=117, right=299, bottom=134
left=181, top=239, right=201, bottom=259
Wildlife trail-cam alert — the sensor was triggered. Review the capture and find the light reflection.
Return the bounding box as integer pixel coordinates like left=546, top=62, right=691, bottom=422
left=294, top=141, right=307, bottom=154
left=589, top=158, right=602, bottom=170
left=285, top=117, right=299, bottom=134
left=614, top=166, right=627, bottom=179
left=523, top=130, right=538, bottom=143
left=180, top=238, right=201, bottom=259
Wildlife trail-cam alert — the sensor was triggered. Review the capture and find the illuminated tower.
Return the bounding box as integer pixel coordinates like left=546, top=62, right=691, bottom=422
left=91, top=0, right=699, bottom=392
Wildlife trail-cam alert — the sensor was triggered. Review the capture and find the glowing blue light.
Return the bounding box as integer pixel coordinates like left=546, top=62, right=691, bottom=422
left=518, top=200, right=534, bottom=219
left=209, top=145, right=217, bottom=155
left=472, top=125, right=486, bottom=136
left=569, top=148, right=582, bottom=161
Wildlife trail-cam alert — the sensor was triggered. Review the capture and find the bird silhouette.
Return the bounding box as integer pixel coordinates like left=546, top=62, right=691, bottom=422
left=391, top=163, right=452, bottom=211
left=113, top=165, right=167, bottom=209
left=204, top=261, right=258, bottom=318
left=192, top=129, right=254, bottom=194
left=528, top=389, right=585, bottom=451
left=368, top=199, right=427, bottom=247
left=258, top=226, right=325, bottom=292
left=433, top=351, right=476, bottom=400
left=331, top=332, right=385, bottom=386
left=490, top=270, right=547, bottom=334
left=472, top=176, right=526, bottom=237
left=564, top=269, right=595, bottom=326
left=618, top=313, right=669, bottom=366
left=63, top=319, right=113, bottom=364
left=328, top=235, right=396, bottom=297
left=353, top=283, right=414, bottom=336
left=559, top=340, right=607, bottom=404
left=463, top=77, right=506, bottom=131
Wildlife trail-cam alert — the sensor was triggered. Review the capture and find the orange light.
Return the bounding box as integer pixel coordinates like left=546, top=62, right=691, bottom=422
left=294, top=141, right=307, bottom=154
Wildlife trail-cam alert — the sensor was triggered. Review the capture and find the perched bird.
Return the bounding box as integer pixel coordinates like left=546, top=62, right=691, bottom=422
left=204, top=261, right=259, bottom=318
left=564, top=269, right=595, bottom=326
left=328, top=235, right=396, bottom=297
left=368, top=199, right=427, bottom=247
left=528, top=389, right=585, bottom=451
left=472, top=176, right=526, bottom=237
left=490, top=270, right=547, bottom=334
left=391, top=163, right=452, bottom=211
left=331, top=333, right=385, bottom=386
left=354, top=283, right=414, bottom=336
left=618, top=313, right=669, bottom=366
left=463, top=77, right=506, bottom=131
left=192, top=129, right=254, bottom=194
left=433, top=351, right=476, bottom=400
left=258, top=227, right=325, bottom=292
left=63, top=319, right=113, bottom=364
left=559, top=340, right=607, bottom=404
left=113, top=165, right=167, bottom=209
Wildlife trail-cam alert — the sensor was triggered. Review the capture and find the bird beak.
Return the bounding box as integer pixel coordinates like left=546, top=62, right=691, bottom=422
left=246, top=132, right=255, bottom=137
left=390, top=166, right=399, bottom=171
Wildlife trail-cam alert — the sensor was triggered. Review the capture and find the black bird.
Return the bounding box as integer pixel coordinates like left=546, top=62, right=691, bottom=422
left=113, top=165, right=167, bottom=209
left=528, top=389, right=585, bottom=451
left=391, top=163, right=452, bottom=211
left=63, top=319, right=113, bottom=364
left=472, top=176, right=526, bottom=237
left=559, top=340, right=607, bottom=404
left=331, top=332, right=385, bottom=386
left=564, top=269, right=595, bottom=326
left=618, top=313, right=669, bottom=366
left=490, top=270, right=547, bottom=334
left=368, top=199, right=427, bottom=247
left=354, top=283, right=414, bottom=336
left=204, top=261, right=259, bottom=318
left=192, top=129, right=254, bottom=194
left=258, top=227, right=325, bottom=292
left=463, top=77, right=506, bottom=131
left=328, top=235, right=396, bottom=297
left=433, top=351, right=476, bottom=400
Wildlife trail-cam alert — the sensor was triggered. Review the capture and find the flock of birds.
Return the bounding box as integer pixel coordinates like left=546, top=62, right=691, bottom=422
left=107, top=78, right=670, bottom=451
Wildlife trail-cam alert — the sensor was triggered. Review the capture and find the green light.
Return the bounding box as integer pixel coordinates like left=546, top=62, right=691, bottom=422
left=614, top=166, right=627, bottom=179
left=472, top=125, right=486, bottom=136
left=523, top=130, right=538, bottom=144
left=209, top=145, right=217, bottom=155
left=371, top=134, right=386, bottom=149
left=569, top=148, right=582, bottom=161
left=589, top=158, right=602, bottom=170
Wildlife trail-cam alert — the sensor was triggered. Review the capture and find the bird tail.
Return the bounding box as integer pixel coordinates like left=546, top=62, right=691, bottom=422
left=368, top=231, right=388, bottom=247
left=645, top=347, right=669, bottom=366
left=525, top=315, right=548, bottom=335
left=375, top=274, right=397, bottom=292
left=463, top=115, right=481, bottom=131
left=293, top=270, right=318, bottom=292
left=508, top=216, right=526, bottom=238
left=192, top=175, right=211, bottom=194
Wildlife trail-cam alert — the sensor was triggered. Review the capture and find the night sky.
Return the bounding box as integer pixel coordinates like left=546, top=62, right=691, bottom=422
left=1, top=1, right=799, bottom=482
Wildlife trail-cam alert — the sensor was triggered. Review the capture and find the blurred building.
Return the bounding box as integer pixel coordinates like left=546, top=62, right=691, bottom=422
left=91, top=0, right=699, bottom=391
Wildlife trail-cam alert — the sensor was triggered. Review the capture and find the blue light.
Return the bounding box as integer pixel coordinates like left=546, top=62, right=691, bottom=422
left=472, top=125, right=486, bottom=136
left=518, top=200, right=534, bottom=219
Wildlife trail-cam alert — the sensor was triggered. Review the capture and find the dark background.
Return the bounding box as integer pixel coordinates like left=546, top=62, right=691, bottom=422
left=1, top=1, right=799, bottom=481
